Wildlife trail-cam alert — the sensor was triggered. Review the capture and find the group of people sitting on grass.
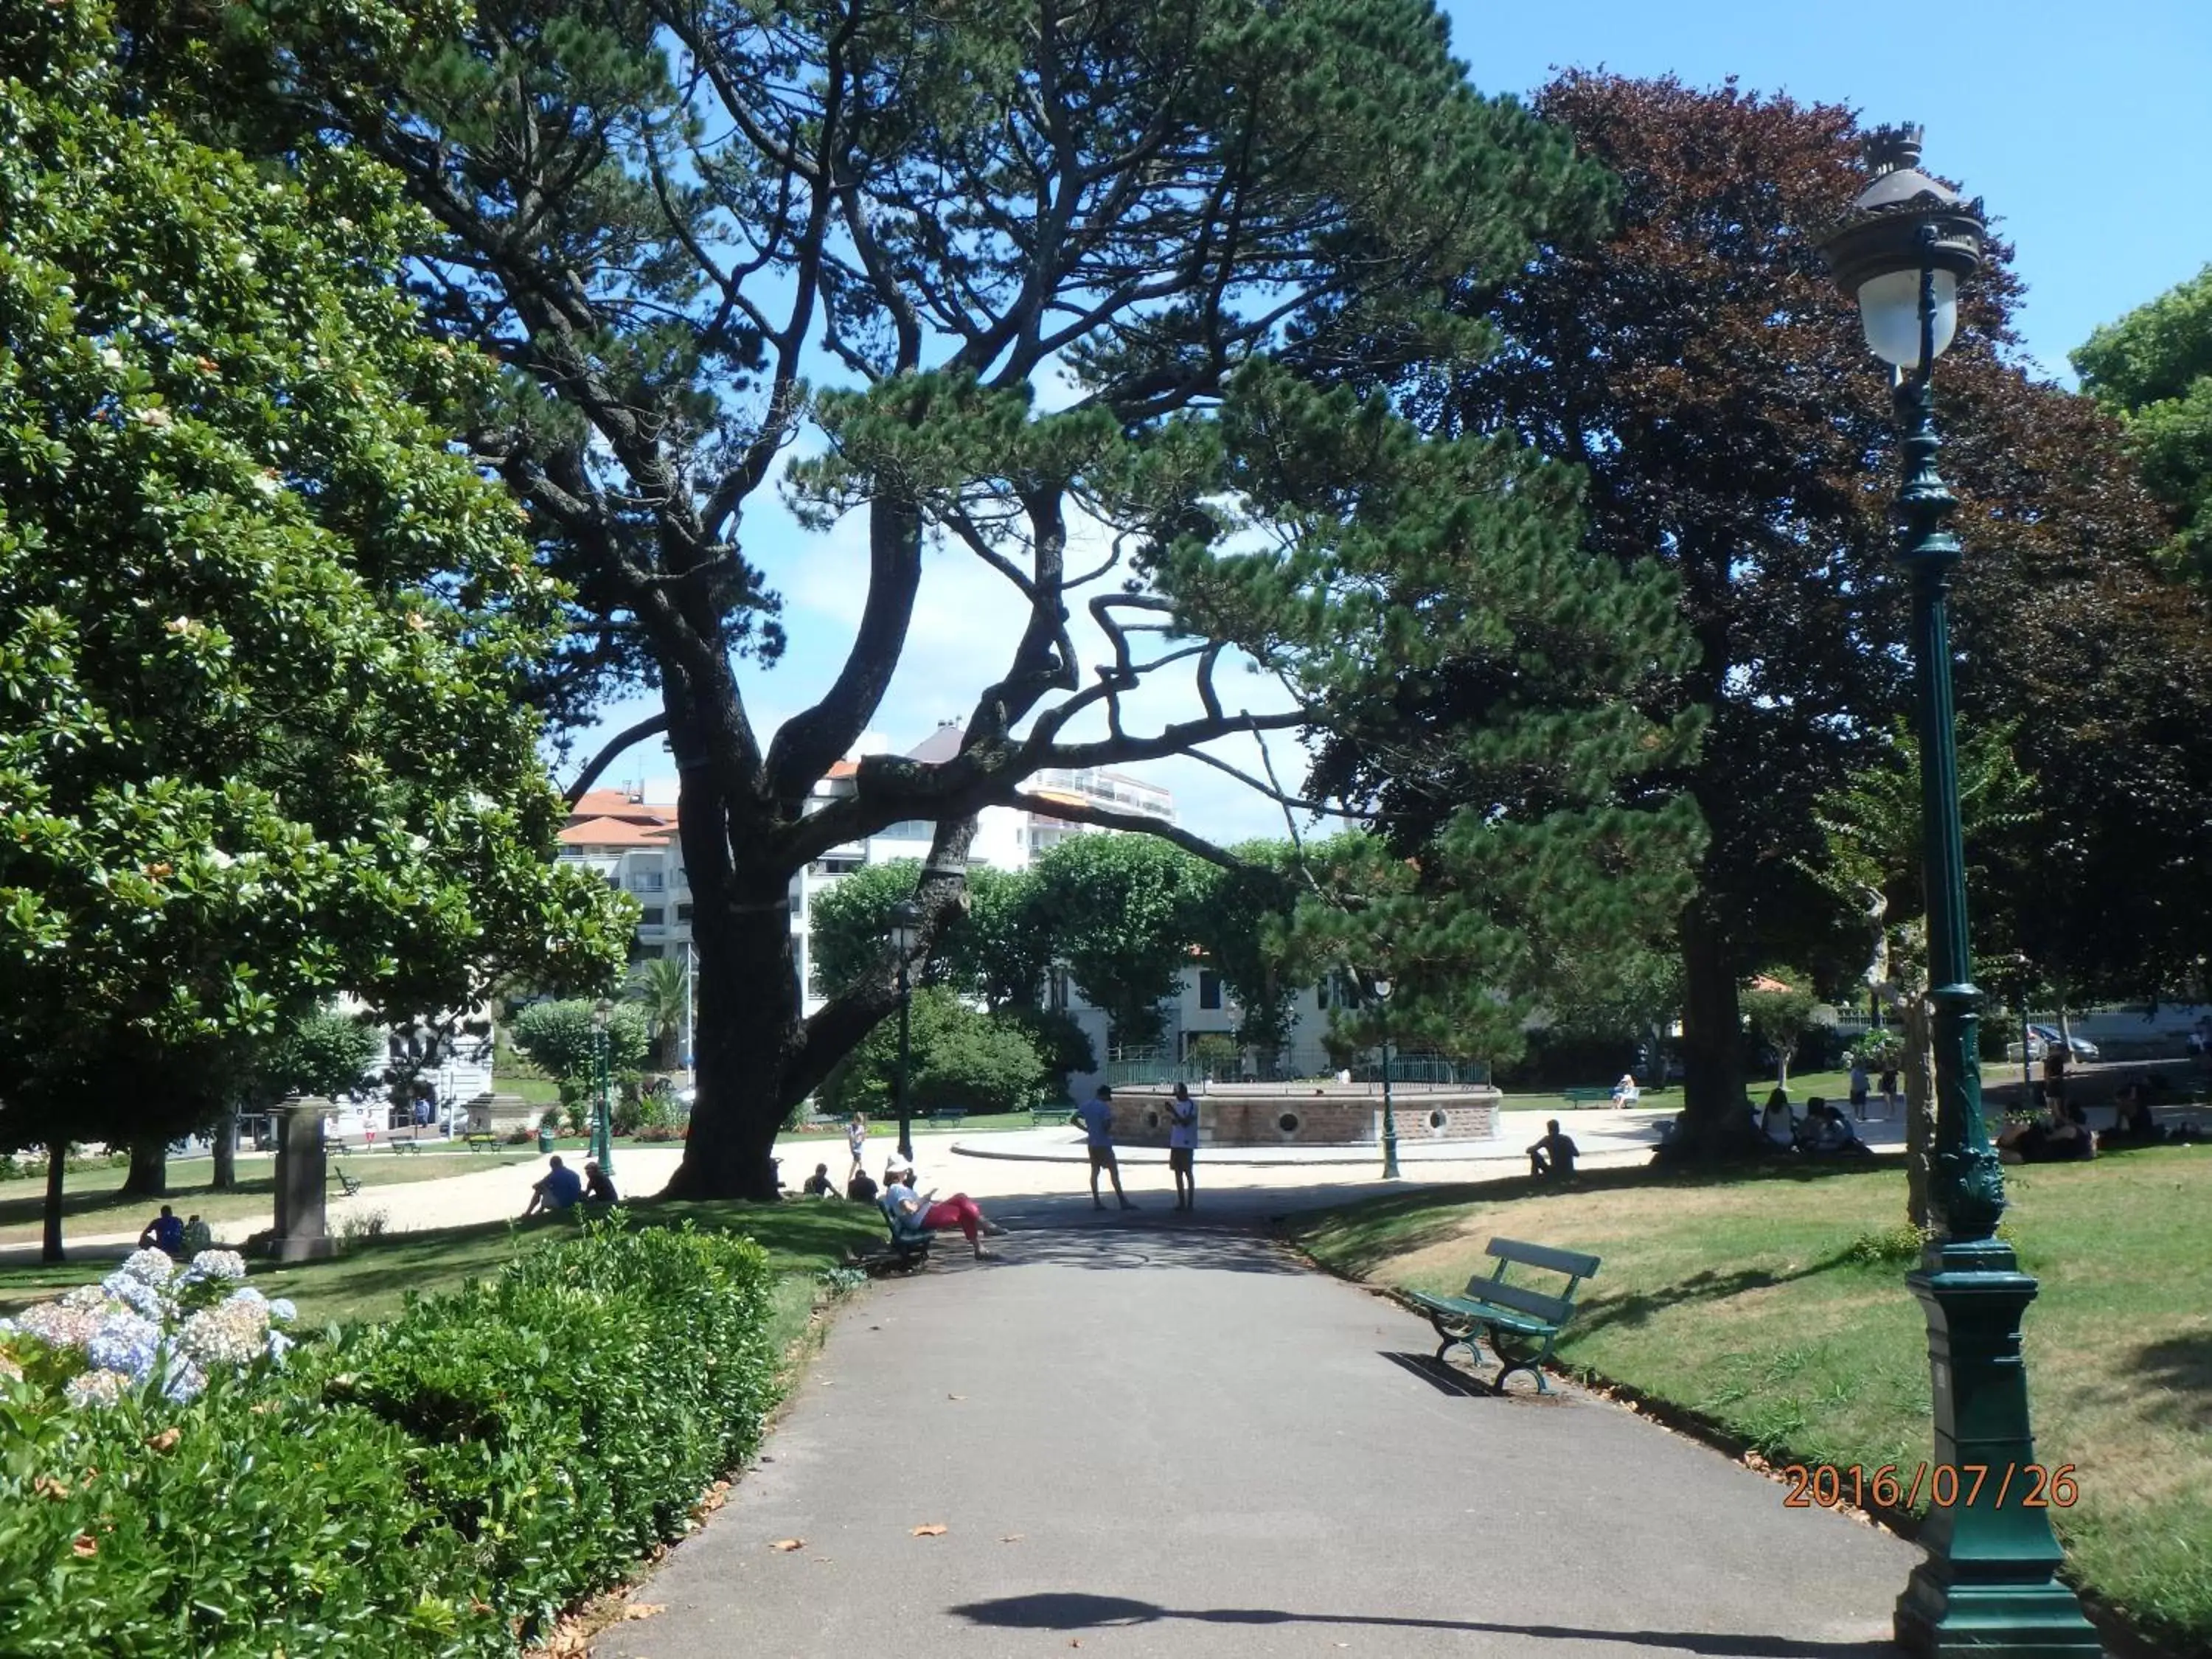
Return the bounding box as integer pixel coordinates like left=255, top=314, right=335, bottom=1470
left=136, top=1204, right=213, bottom=1256
left=1746, top=1091, right=1871, bottom=1158
left=518, top=1155, right=617, bottom=1217
left=795, top=1150, right=1009, bottom=1260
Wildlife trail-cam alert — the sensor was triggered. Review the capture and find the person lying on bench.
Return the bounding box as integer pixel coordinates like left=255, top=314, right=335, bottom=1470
left=880, top=1172, right=1009, bottom=1259
left=1527, top=1119, right=1579, bottom=1179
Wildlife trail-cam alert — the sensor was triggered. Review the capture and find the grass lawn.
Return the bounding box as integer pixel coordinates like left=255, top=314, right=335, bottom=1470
left=0, top=1197, right=886, bottom=1355
left=0, top=1151, right=538, bottom=1251
left=1291, top=1147, right=2212, bottom=1653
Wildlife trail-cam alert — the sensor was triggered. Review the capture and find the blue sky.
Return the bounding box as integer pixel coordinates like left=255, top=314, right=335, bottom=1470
left=570, top=0, right=2212, bottom=844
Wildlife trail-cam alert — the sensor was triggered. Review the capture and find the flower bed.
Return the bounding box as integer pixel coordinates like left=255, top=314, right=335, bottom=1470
left=0, top=1222, right=778, bottom=1656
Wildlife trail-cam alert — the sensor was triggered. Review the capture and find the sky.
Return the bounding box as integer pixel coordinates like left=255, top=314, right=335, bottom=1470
left=566, top=0, right=2212, bottom=845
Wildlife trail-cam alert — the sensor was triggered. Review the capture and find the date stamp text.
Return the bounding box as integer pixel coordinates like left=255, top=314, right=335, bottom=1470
left=1781, top=1463, right=2079, bottom=1511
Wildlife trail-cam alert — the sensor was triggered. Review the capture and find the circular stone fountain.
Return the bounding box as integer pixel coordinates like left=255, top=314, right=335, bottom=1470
left=1101, top=1081, right=1500, bottom=1147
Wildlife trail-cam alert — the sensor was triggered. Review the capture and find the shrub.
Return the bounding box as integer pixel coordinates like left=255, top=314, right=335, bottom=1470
left=0, top=1222, right=781, bottom=1653
left=330, top=1222, right=777, bottom=1636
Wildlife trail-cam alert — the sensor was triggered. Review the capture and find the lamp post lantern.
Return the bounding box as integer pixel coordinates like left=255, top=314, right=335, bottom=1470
left=888, top=899, right=923, bottom=1163
left=588, top=998, right=615, bottom=1177
left=1371, top=976, right=1400, bottom=1180
left=1818, top=126, right=2098, bottom=1658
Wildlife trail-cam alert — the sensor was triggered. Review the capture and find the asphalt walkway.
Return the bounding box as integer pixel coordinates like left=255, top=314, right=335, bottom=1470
left=588, top=1189, right=1921, bottom=1659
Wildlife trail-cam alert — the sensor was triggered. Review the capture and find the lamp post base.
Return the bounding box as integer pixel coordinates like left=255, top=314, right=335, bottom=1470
left=1894, top=1244, right=2101, bottom=1659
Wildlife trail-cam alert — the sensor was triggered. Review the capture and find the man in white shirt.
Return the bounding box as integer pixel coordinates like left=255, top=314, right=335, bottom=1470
left=1076, top=1085, right=1136, bottom=1211
left=1166, top=1082, right=1200, bottom=1211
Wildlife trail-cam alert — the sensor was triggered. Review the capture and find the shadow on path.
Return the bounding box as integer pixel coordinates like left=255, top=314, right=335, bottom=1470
left=947, top=1591, right=1897, bottom=1656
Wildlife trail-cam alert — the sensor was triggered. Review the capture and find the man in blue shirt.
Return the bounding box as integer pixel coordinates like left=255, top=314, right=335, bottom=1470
left=138, top=1203, right=185, bottom=1255
left=522, top=1155, right=585, bottom=1217
left=1076, top=1085, right=1137, bottom=1211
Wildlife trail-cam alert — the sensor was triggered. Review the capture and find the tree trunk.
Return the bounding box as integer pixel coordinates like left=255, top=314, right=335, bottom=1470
left=1902, top=988, right=1937, bottom=1234
left=120, top=1136, right=169, bottom=1199
left=662, top=860, right=805, bottom=1200
left=42, top=1141, right=66, bottom=1264
left=211, top=1108, right=238, bottom=1190
left=1666, top=900, right=1756, bottom=1158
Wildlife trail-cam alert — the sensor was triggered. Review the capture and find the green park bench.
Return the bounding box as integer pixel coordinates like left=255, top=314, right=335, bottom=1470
left=463, top=1131, right=501, bottom=1152
left=1031, top=1103, right=1077, bottom=1128
left=1406, top=1237, right=1601, bottom=1396
left=925, top=1106, right=968, bottom=1127
left=1560, top=1085, right=1616, bottom=1107
left=329, top=1164, right=363, bottom=1200
left=391, top=1138, right=423, bottom=1155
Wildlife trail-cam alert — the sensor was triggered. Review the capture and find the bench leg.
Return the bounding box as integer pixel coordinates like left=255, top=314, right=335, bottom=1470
left=1426, top=1310, right=1482, bottom=1369
left=1485, top=1327, right=1553, bottom=1396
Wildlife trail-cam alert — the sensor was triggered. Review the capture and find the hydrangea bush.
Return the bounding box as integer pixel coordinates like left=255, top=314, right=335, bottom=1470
left=0, top=1248, right=295, bottom=1411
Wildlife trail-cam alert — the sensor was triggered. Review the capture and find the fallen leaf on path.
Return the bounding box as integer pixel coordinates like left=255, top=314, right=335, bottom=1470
left=946, top=1393, right=965, bottom=1400
left=909, top=1523, right=947, bottom=1537
left=623, top=1604, right=667, bottom=1621
left=770, top=1538, right=806, bottom=1552
left=1000, top=1534, right=1023, bottom=1543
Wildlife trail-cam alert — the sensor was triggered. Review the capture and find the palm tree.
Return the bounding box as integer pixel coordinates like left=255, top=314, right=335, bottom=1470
left=630, top=956, right=688, bottom=1071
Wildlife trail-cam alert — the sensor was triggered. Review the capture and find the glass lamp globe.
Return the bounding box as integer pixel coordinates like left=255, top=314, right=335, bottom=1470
left=1857, top=266, right=1959, bottom=368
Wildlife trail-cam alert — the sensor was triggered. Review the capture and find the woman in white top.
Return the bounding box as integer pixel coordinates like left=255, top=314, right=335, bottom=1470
left=1166, top=1083, right=1200, bottom=1211
left=846, top=1113, right=868, bottom=1180
left=1611, top=1073, right=1640, bottom=1110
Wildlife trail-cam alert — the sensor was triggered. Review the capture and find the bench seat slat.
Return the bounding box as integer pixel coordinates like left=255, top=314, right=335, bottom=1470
left=1454, top=1276, right=1573, bottom=1324
left=1488, top=1237, right=1602, bottom=1279
left=1408, top=1292, right=1557, bottom=1336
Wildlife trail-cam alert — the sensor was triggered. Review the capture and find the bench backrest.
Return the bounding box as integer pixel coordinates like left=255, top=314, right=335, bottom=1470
left=1463, top=1236, right=1601, bottom=1321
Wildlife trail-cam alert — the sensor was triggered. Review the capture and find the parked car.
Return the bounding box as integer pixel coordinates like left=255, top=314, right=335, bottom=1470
left=2006, top=1024, right=2100, bottom=1064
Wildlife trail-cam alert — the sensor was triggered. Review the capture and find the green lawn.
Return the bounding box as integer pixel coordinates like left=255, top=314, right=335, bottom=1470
left=1291, top=1147, right=2212, bottom=1652
left=0, top=1197, right=886, bottom=1353
left=0, top=1151, right=538, bottom=1251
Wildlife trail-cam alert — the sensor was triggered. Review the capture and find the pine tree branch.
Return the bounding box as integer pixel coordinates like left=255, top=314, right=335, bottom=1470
left=563, top=714, right=672, bottom=807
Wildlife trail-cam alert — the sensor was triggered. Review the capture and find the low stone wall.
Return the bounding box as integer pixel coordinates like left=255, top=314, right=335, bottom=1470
left=1104, top=1085, right=1499, bottom=1147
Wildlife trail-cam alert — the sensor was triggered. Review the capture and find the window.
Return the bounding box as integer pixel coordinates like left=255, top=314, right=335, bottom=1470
left=676, top=903, right=693, bottom=922
left=631, top=872, right=664, bottom=892
left=639, top=907, right=665, bottom=926
left=876, top=819, right=933, bottom=840
left=1197, top=970, right=1222, bottom=1011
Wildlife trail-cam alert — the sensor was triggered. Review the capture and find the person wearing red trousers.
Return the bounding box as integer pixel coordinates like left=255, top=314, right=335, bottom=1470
left=880, top=1174, right=1009, bottom=1259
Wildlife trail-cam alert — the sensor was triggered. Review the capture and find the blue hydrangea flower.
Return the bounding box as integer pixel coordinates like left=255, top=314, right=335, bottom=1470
left=86, top=1311, right=161, bottom=1383
left=64, top=1368, right=128, bottom=1409
left=100, top=1273, right=167, bottom=1323
left=121, top=1248, right=175, bottom=1287
left=161, top=1355, right=207, bottom=1405
left=266, top=1330, right=294, bottom=1365
left=224, top=1285, right=267, bottom=1307
left=267, top=1298, right=297, bottom=1324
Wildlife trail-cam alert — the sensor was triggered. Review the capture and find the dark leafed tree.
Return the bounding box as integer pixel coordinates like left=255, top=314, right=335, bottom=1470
left=246, top=0, right=1614, bottom=1195
left=1413, top=73, right=2205, bottom=1153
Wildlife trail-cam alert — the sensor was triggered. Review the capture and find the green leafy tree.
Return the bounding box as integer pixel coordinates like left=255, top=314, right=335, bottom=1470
left=819, top=990, right=1048, bottom=1119
left=809, top=860, right=1048, bottom=1010
left=1188, top=845, right=1302, bottom=1060
left=628, top=956, right=689, bottom=1070
left=0, top=2, right=633, bottom=1256
left=253, top=0, right=1615, bottom=1196
left=1741, top=970, right=1818, bottom=1091
left=1030, top=837, right=1210, bottom=1052
left=509, top=1001, right=653, bottom=1108
left=2074, top=265, right=2212, bottom=583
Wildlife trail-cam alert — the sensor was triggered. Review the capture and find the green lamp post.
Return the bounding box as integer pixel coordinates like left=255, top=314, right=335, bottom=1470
left=888, top=898, right=922, bottom=1164
left=1819, top=127, right=2098, bottom=1658
left=1371, top=975, right=1401, bottom=1179
left=589, top=998, right=615, bottom=1177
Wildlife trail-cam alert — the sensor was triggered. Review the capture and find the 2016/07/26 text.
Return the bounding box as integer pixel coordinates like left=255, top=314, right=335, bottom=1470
left=1782, top=1463, right=2080, bottom=1512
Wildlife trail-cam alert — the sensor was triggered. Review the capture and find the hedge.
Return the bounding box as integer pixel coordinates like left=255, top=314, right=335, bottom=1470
left=0, top=1222, right=778, bottom=1656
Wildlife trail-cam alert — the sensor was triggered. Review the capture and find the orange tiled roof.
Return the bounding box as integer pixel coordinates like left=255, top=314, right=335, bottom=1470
left=569, top=788, right=679, bottom=824
left=827, top=759, right=860, bottom=779
left=558, top=817, right=678, bottom=848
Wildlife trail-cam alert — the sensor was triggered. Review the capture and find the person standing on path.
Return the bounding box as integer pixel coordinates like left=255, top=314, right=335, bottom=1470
left=1077, top=1085, right=1136, bottom=1210
left=1166, top=1082, right=1200, bottom=1211
left=1848, top=1057, right=1871, bottom=1121
left=846, top=1113, right=869, bottom=1182
left=1879, top=1062, right=1900, bottom=1119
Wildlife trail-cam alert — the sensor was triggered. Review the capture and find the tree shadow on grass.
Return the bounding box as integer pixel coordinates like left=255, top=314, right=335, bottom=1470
left=947, top=1590, right=1896, bottom=1655
left=2133, top=1331, right=2212, bottom=1430
left=1290, top=1157, right=1907, bottom=1279
left=0, top=1174, right=281, bottom=1234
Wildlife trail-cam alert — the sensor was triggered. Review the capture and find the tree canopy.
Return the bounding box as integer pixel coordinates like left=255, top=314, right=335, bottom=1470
left=2073, top=264, right=2212, bottom=584
left=243, top=0, right=1621, bottom=1194
left=0, top=0, right=632, bottom=1185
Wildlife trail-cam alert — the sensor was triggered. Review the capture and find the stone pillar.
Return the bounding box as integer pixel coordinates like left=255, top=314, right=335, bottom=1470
left=271, top=1101, right=333, bottom=1262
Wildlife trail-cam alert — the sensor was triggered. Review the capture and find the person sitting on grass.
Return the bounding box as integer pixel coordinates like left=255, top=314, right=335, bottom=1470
left=1801, top=1102, right=1868, bottom=1158
left=582, top=1159, right=619, bottom=1204
left=845, top=1166, right=879, bottom=1204
left=801, top=1162, right=838, bottom=1197
left=138, top=1203, right=184, bottom=1256
left=1997, top=1099, right=2093, bottom=1164
left=879, top=1170, right=1009, bottom=1259
left=179, top=1213, right=213, bottom=1256
left=1527, top=1119, right=1579, bottom=1179
left=1759, top=1090, right=1795, bottom=1151
left=521, top=1154, right=585, bottom=1217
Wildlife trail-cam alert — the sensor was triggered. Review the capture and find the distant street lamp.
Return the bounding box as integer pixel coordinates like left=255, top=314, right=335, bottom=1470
left=1819, top=125, right=2096, bottom=1658
left=589, top=998, right=615, bottom=1177
left=1371, top=975, right=1400, bottom=1180
left=888, top=898, right=923, bottom=1163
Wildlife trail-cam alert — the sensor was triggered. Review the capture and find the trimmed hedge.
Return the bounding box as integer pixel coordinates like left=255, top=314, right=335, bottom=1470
left=0, top=1222, right=777, bottom=1656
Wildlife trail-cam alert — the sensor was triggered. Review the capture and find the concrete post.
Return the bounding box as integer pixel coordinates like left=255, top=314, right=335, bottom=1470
left=271, top=1101, right=333, bottom=1262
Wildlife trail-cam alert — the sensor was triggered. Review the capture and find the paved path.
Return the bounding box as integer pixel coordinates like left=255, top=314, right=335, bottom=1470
left=588, top=1192, right=1921, bottom=1659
